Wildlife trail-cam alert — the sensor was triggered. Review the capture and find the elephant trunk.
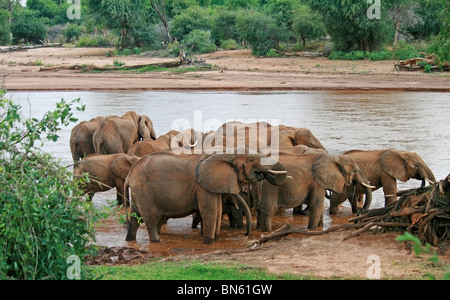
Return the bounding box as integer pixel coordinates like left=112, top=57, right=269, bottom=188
left=263, top=162, right=288, bottom=186
left=362, top=183, right=373, bottom=211
left=234, top=194, right=252, bottom=236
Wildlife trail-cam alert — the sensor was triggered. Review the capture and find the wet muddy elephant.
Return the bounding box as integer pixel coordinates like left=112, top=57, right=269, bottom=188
left=93, top=111, right=156, bottom=154
left=255, top=153, right=373, bottom=232
left=70, top=116, right=105, bottom=162
left=124, top=152, right=287, bottom=244
left=329, top=149, right=437, bottom=214
left=73, top=153, right=140, bottom=205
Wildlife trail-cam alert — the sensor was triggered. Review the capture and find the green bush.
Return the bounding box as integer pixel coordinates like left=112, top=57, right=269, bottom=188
left=393, top=42, right=420, bottom=60
left=0, top=91, right=104, bottom=280
left=181, top=29, right=217, bottom=54
left=236, top=9, right=285, bottom=56
left=76, top=34, right=116, bottom=47
left=328, top=50, right=393, bottom=61
left=63, top=23, right=86, bottom=43
left=220, top=39, right=240, bottom=50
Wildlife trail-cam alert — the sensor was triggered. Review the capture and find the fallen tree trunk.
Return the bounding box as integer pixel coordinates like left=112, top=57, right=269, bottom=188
left=0, top=43, right=62, bottom=53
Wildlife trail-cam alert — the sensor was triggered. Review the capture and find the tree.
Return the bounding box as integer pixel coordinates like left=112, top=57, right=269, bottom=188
left=0, top=9, right=11, bottom=44
left=308, top=0, right=392, bottom=51
left=87, top=0, right=149, bottom=48
left=149, top=0, right=172, bottom=43
left=11, top=8, right=47, bottom=43
left=170, top=6, right=211, bottom=41
left=236, top=8, right=285, bottom=56
left=388, top=0, right=423, bottom=45
left=292, top=5, right=326, bottom=47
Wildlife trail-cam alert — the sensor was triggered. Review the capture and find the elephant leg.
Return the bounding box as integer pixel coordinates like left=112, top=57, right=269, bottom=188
left=307, top=188, right=325, bottom=229
left=191, top=211, right=202, bottom=229
left=125, top=205, right=140, bottom=241
left=197, top=189, right=221, bottom=245
left=115, top=180, right=124, bottom=206
left=381, top=176, right=398, bottom=206
left=157, top=216, right=168, bottom=234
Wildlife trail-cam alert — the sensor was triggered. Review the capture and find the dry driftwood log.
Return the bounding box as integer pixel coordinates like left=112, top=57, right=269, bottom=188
left=259, top=174, right=450, bottom=247
left=0, top=43, right=62, bottom=53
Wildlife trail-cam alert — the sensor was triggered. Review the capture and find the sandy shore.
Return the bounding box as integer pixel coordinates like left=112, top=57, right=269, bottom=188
left=1, top=47, right=449, bottom=92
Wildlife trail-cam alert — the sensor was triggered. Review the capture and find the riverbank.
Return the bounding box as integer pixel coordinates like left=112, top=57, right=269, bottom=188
left=1, top=47, right=449, bottom=92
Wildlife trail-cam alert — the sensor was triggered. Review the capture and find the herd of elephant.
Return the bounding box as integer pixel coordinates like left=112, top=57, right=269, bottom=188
left=71, top=111, right=437, bottom=245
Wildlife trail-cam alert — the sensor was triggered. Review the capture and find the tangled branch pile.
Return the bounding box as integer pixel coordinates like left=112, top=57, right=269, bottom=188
left=395, top=52, right=449, bottom=72
left=348, top=173, right=450, bottom=246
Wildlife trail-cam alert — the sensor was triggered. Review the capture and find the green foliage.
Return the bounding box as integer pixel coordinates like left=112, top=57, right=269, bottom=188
left=0, top=91, right=104, bottom=280
left=393, top=41, right=420, bottom=60
left=308, top=0, right=393, bottom=52
left=292, top=5, right=326, bottom=47
left=0, top=9, right=11, bottom=45
left=170, top=6, right=212, bottom=41
left=11, top=9, right=47, bottom=44
left=396, top=232, right=449, bottom=280
left=220, top=39, right=240, bottom=50
left=211, top=10, right=240, bottom=46
left=236, top=9, right=285, bottom=56
left=328, top=50, right=393, bottom=61
left=181, top=29, right=217, bottom=54
left=75, top=33, right=117, bottom=47
left=63, top=23, right=86, bottom=43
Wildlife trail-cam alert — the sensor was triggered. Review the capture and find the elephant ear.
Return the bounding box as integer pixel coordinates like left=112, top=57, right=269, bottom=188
left=312, top=155, right=346, bottom=193
left=111, top=154, right=141, bottom=180
left=196, top=154, right=241, bottom=194
left=381, top=149, right=408, bottom=182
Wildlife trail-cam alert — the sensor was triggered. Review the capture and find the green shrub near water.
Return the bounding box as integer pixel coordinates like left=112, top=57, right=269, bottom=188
left=0, top=90, right=104, bottom=280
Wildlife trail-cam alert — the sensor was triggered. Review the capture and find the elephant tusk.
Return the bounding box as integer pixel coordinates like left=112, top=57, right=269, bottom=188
left=189, top=139, right=198, bottom=148
left=360, top=181, right=376, bottom=189
left=425, top=177, right=436, bottom=185
left=268, top=169, right=288, bottom=175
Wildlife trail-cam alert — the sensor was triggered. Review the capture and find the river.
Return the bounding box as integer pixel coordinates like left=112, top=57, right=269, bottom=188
left=5, top=91, right=450, bottom=253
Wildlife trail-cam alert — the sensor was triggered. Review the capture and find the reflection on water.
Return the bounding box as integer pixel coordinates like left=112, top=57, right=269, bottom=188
left=6, top=91, right=450, bottom=253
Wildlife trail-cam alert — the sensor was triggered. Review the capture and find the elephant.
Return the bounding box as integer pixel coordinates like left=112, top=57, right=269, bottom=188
left=93, top=111, right=156, bottom=155
left=255, top=153, right=374, bottom=232
left=128, top=129, right=205, bottom=156
left=328, top=149, right=437, bottom=214
left=276, top=125, right=328, bottom=152
left=69, top=116, right=105, bottom=162
left=73, top=153, right=140, bottom=205
left=209, top=121, right=327, bottom=154
left=124, top=151, right=288, bottom=245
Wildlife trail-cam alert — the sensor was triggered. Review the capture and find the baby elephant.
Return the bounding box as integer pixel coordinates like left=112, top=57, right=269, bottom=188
left=73, top=153, right=140, bottom=205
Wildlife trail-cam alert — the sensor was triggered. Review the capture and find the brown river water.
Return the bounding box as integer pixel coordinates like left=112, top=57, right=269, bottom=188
left=6, top=91, right=450, bottom=257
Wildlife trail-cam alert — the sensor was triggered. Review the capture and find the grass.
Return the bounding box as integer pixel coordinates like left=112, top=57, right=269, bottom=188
left=91, top=259, right=307, bottom=280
